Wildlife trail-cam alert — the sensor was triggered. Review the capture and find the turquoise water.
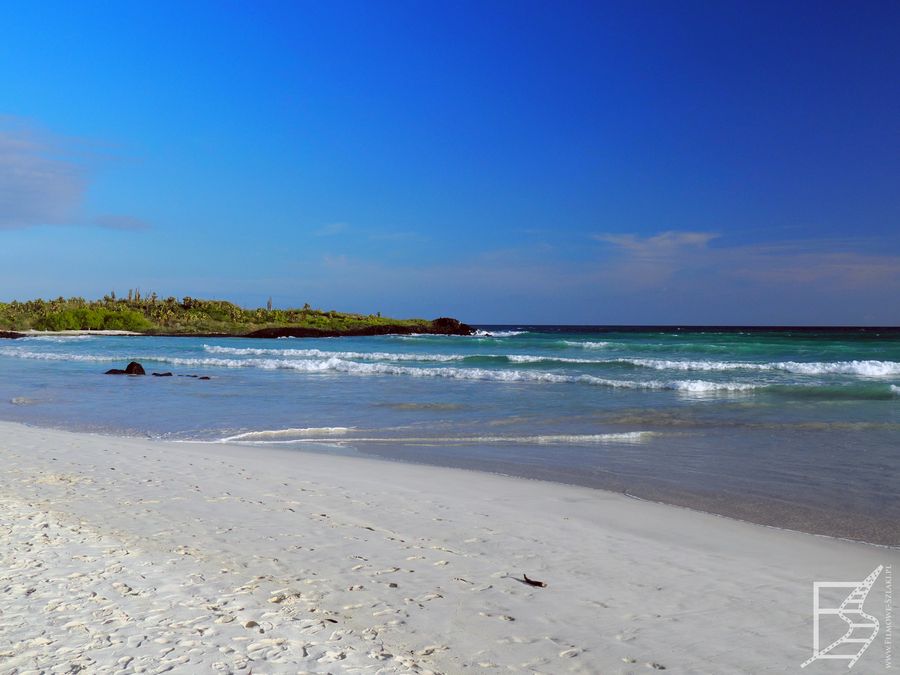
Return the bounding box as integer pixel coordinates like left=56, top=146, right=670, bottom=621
left=1, top=327, right=898, bottom=544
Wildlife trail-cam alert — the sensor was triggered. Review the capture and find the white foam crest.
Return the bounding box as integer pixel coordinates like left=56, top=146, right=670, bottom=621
left=166, top=355, right=759, bottom=391
left=0, top=347, right=759, bottom=392
left=560, top=340, right=611, bottom=349
left=387, top=333, right=438, bottom=339
left=624, top=357, right=900, bottom=377
left=669, top=380, right=757, bottom=392
left=891, top=385, right=900, bottom=395
left=626, top=358, right=766, bottom=372
left=202, top=344, right=463, bottom=362
left=465, top=431, right=655, bottom=444
left=773, top=360, right=900, bottom=377
left=21, top=335, right=93, bottom=342
left=473, top=330, right=526, bottom=337
left=225, top=431, right=655, bottom=446
left=506, top=354, right=601, bottom=364
left=205, top=345, right=612, bottom=366
left=0, top=348, right=117, bottom=362
left=221, top=427, right=353, bottom=442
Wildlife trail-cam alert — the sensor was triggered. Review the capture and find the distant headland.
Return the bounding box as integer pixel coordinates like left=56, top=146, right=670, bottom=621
left=0, top=294, right=473, bottom=339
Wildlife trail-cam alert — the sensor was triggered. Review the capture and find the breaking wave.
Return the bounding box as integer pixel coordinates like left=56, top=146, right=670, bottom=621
left=220, top=430, right=656, bottom=446
left=617, top=358, right=900, bottom=377
left=505, top=354, right=601, bottom=364
left=220, top=427, right=354, bottom=442
left=473, top=329, right=527, bottom=337
left=203, top=344, right=464, bottom=362
left=204, top=345, right=602, bottom=365
left=201, top=348, right=900, bottom=377
left=153, top=355, right=762, bottom=392
left=21, top=335, right=94, bottom=342
left=559, top=340, right=611, bottom=349
left=0, top=348, right=759, bottom=392
left=0, top=349, right=115, bottom=362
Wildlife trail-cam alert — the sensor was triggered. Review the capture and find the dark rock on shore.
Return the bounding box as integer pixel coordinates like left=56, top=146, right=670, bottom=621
left=0, top=331, right=25, bottom=339
left=431, top=317, right=469, bottom=333
left=243, top=317, right=474, bottom=340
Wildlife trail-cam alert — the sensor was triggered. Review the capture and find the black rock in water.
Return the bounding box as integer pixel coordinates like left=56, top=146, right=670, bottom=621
left=431, top=317, right=471, bottom=333
left=106, top=362, right=146, bottom=375
left=124, top=362, right=146, bottom=375
left=152, top=372, right=173, bottom=377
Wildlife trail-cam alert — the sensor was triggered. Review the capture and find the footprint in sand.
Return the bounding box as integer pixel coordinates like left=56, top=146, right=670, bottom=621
left=479, top=611, right=515, bottom=621
left=373, top=567, right=400, bottom=575
left=418, top=644, right=449, bottom=656
left=318, top=649, right=347, bottom=663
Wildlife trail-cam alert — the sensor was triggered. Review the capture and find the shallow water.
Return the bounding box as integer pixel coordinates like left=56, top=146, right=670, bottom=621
left=1, top=326, right=898, bottom=544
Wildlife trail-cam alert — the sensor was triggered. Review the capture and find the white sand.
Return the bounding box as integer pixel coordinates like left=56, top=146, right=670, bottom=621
left=0, top=421, right=895, bottom=674
left=19, top=330, right=142, bottom=336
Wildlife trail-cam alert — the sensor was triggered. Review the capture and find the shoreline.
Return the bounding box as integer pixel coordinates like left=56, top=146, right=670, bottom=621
left=5, top=417, right=898, bottom=548
left=1, top=420, right=896, bottom=672
left=0, top=318, right=475, bottom=341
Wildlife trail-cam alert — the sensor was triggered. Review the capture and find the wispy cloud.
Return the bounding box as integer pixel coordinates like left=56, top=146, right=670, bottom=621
left=92, top=214, right=152, bottom=231
left=322, top=253, right=350, bottom=267
left=0, top=118, right=149, bottom=231
left=314, top=222, right=348, bottom=236
left=172, top=231, right=899, bottom=323
left=313, top=222, right=427, bottom=243
left=0, top=122, right=86, bottom=229
left=594, top=231, right=719, bottom=258
left=594, top=230, right=900, bottom=289
left=367, top=230, right=426, bottom=242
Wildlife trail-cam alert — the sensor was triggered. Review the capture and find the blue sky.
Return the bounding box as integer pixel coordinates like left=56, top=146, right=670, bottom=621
left=1, top=1, right=898, bottom=324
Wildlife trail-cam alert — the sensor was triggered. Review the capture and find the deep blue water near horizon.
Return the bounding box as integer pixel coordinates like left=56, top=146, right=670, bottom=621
left=1, top=326, right=898, bottom=545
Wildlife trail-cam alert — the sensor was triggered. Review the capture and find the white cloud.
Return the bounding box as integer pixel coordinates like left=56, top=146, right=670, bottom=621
left=0, top=123, right=86, bottom=229
left=593, top=230, right=900, bottom=289
left=0, top=119, right=150, bottom=231
left=314, top=222, right=348, bottom=236
left=92, top=214, right=152, bottom=231
left=593, top=230, right=719, bottom=258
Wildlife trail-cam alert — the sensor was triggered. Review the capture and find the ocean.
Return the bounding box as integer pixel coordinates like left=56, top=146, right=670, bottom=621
left=1, top=326, right=898, bottom=545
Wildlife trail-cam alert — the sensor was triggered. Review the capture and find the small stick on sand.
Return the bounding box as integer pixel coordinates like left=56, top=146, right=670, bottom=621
left=523, top=574, right=547, bottom=588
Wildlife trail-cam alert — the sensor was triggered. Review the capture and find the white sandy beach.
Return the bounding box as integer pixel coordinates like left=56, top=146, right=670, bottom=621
left=19, top=330, right=143, bottom=336
left=1, top=421, right=895, bottom=674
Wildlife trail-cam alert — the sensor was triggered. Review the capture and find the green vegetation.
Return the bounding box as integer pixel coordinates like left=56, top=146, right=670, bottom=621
left=0, top=293, right=432, bottom=335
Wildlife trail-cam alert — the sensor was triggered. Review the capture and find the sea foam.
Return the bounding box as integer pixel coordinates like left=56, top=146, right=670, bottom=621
left=560, top=340, right=611, bottom=349
left=205, top=345, right=602, bottom=365
left=220, top=427, right=354, bottom=442
left=203, top=344, right=463, bottom=362
left=0, top=348, right=760, bottom=391
left=220, top=430, right=655, bottom=445
left=160, top=355, right=760, bottom=392
left=621, top=358, right=900, bottom=377
left=473, top=330, right=527, bottom=337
